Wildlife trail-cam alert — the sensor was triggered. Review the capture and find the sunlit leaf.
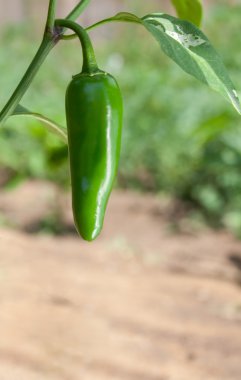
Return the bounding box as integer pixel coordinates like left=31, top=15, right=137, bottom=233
left=12, top=104, right=68, bottom=143
left=171, top=0, right=202, bottom=27
left=142, top=13, right=241, bottom=114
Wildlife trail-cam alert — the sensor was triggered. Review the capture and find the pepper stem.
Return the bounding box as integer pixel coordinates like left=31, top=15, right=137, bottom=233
left=55, top=19, right=99, bottom=74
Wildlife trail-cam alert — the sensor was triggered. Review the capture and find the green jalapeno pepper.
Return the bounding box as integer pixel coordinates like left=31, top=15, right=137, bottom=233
left=66, top=71, right=122, bottom=241
left=55, top=19, right=123, bottom=241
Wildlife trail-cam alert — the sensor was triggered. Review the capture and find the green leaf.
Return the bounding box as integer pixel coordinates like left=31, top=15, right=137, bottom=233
left=142, top=13, right=241, bottom=114
left=12, top=104, right=68, bottom=143
left=112, top=12, right=142, bottom=24
left=171, top=0, right=202, bottom=27
left=85, top=12, right=142, bottom=32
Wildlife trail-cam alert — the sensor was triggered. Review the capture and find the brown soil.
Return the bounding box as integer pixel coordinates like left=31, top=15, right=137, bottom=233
left=0, top=181, right=241, bottom=380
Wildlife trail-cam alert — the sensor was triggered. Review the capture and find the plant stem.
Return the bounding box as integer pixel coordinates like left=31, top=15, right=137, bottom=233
left=0, top=37, right=55, bottom=125
left=86, top=17, right=119, bottom=32
left=46, top=0, right=58, bottom=32
left=55, top=19, right=98, bottom=74
left=0, top=0, right=93, bottom=126
left=60, top=18, right=125, bottom=41
left=60, top=14, right=142, bottom=40
left=0, top=0, right=59, bottom=125
left=66, top=0, right=91, bottom=21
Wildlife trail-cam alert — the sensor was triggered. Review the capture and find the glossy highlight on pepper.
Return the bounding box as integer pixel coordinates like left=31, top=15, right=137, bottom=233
left=65, top=71, right=123, bottom=241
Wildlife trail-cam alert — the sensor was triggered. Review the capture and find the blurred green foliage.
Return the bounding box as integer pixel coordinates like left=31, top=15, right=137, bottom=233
left=1, top=3, right=241, bottom=235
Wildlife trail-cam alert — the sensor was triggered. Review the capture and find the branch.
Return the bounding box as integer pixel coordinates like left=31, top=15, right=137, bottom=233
left=45, top=0, right=58, bottom=31
left=0, top=1, right=58, bottom=126
left=0, top=39, right=55, bottom=125
left=0, top=0, right=93, bottom=126
left=66, top=0, right=91, bottom=21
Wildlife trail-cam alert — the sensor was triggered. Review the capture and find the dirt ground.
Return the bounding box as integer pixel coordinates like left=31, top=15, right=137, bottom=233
left=0, top=181, right=241, bottom=380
